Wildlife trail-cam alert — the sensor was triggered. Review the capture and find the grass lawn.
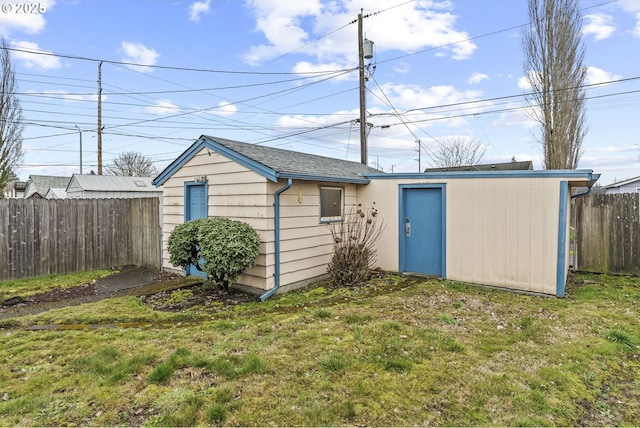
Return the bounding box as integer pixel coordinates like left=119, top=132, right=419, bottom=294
left=0, top=271, right=639, bottom=426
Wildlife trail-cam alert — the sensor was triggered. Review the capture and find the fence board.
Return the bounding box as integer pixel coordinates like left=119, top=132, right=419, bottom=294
left=575, top=193, right=640, bottom=275
left=0, top=198, right=161, bottom=281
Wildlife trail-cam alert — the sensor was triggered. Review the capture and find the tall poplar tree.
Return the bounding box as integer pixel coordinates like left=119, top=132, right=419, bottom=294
left=523, top=0, right=587, bottom=169
left=0, top=39, right=24, bottom=194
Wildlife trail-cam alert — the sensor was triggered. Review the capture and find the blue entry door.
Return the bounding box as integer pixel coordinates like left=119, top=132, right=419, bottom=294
left=400, top=186, right=445, bottom=276
left=185, top=182, right=207, bottom=277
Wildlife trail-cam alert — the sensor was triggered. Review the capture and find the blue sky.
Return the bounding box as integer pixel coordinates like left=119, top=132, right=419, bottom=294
left=1, top=0, right=639, bottom=185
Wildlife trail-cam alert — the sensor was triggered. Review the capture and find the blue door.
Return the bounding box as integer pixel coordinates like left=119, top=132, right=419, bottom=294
left=400, top=186, right=445, bottom=277
left=185, top=182, right=207, bottom=277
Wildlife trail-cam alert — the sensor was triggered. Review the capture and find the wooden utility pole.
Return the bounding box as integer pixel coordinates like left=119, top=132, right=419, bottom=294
left=358, top=11, right=367, bottom=166
left=97, top=61, right=103, bottom=175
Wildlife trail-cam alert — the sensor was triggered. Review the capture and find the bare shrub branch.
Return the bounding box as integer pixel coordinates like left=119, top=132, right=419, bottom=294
left=326, top=203, right=385, bottom=287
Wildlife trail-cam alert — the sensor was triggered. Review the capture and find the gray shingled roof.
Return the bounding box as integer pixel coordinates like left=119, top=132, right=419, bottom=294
left=207, top=136, right=381, bottom=182
left=24, top=175, right=72, bottom=198
left=424, top=160, right=533, bottom=173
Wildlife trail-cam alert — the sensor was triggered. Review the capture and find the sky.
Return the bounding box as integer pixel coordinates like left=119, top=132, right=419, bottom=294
left=1, top=0, right=639, bottom=186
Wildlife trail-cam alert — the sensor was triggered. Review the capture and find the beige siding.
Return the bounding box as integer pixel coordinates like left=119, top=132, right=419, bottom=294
left=161, top=149, right=359, bottom=292
left=359, top=176, right=568, bottom=295
left=160, top=148, right=271, bottom=289
left=270, top=181, right=358, bottom=289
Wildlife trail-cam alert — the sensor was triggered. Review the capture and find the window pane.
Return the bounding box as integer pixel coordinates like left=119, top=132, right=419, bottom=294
left=321, top=188, right=342, bottom=218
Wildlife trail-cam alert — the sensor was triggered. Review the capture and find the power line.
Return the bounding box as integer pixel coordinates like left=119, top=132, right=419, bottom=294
left=2, top=45, right=353, bottom=75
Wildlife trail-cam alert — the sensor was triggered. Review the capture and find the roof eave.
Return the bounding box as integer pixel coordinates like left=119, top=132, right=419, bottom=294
left=364, top=169, right=598, bottom=181
left=277, top=172, right=370, bottom=184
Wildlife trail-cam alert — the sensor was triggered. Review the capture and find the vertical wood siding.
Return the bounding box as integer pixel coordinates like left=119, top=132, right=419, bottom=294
left=359, top=177, right=566, bottom=295
left=0, top=198, right=161, bottom=281
left=575, top=193, right=640, bottom=275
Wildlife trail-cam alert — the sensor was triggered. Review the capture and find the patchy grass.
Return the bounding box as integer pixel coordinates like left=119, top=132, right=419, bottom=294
left=0, top=272, right=639, bottom=426
left=0, top=269, right=114, bottom=300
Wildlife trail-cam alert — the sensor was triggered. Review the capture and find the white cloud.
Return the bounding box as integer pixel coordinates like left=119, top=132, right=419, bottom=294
left=374, top=83, right=482, bottom=112
left=468, top=72, right=489, bottom=85
left=0, top=0, right=55, bottom=36
left=188, top=0, right=211, bottom=22
left=583, top=14, right=615, bottom=41
left=35, top=90, right=100, bottom=103
left=241, top=0, right=476, bottom=67
left=211, top=101, right=237, bottom=116
left=586, top=66, right=622, bottom=85
left=10, top=40, right=61, bottom=70
left=517, top=70, right=538, bottom=91
left=492, top=107, right=537, bottom=129
left=145, top=99, right=179, bottom=115
left=393, top=62, right=410, bottom=74
left=617, top=0, right=640, bottom=13
left=613, top=1, right=640, bottom=37
left=120, top=41, right=160, bottom=73
left=519, top=67, right=621, bottom=90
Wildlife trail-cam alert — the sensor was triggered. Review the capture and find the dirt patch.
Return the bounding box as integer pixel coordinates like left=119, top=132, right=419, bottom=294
left=140, top=283, right=257, bottom=312
left=0, top=268, right=198, bottom=320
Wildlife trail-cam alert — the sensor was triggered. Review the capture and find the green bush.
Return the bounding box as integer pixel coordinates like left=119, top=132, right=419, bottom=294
left=167, top=217, right=260, bottom=291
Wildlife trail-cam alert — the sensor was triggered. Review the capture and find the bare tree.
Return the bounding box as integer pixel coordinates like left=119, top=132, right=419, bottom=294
left=523, top=0, right=587, bottom=169
left=0, top=39, right=24, bottom=195
left=432, top=136, right=487, bottom=168
left=104, top=150, right=158, bottom=177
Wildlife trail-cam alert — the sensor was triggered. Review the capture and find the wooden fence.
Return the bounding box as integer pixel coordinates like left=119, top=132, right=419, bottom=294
left=574, top=193, right=640, bottom=275
left=0, top=198, right=161, bottom=281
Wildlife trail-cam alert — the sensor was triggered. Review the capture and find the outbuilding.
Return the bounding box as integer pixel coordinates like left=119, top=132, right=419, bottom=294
left=153, top=135, right=599, bottom=299
left=65, top=174, right=162, bottom=199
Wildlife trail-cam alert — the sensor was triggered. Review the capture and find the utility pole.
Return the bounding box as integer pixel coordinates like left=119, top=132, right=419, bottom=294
left=358, top=11, right=367, bottom=165
left=97, top=61, right=103, bottom=175
left=75, top=125, right=83, bottom=174
left=417, top=139, right=421, bottom=172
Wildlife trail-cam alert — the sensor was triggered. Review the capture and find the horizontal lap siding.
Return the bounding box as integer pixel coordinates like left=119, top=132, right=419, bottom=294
left=272, top=181, right=358, bottom=288
left=159, top=149, right=270, bottom=288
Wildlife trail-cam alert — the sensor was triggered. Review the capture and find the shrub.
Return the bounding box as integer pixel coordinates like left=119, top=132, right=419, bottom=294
left=167, top=217, right=260, bottom=291
left=326, top=203, right=384, bottom=287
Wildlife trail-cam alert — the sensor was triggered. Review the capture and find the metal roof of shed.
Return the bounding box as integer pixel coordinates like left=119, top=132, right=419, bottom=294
left=68, top=175, right=160, bottom=192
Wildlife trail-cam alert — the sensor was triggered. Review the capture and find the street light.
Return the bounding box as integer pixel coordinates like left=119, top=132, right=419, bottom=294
left=75, top=125, right=83, bottom=174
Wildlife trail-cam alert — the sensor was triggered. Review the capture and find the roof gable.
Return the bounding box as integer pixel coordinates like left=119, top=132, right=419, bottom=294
left=153, top=135, right=380, bottom=186
left=24, top=175, right=72, bottom=198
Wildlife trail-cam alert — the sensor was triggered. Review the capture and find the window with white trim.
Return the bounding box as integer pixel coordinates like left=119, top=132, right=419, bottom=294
left=319, top=186, right=343, bottom=222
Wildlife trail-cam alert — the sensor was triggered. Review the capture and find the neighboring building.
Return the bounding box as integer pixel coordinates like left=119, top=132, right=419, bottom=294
left=65, top=175, right=162, bottom=199
left=603, top=175, right=640, bottom=194
left=3, top=180, right=27, bottom=198
left=424, top=160, right=533, bottom=172
left=44, top=187, right=68, bottom=199
left=154, top=135, right=600, bottom=299
left=23, top=175, right=72, bottom=199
